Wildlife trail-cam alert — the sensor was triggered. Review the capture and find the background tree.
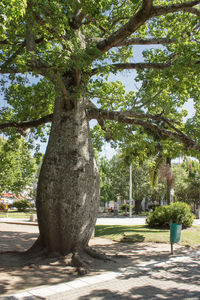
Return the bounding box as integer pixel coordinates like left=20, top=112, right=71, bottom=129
left=0, top=136, right=38, bottom=195
left=0, top=0, right=200, bottom=263
left=99, top=153, right=160, bottom=214
left=173, top=159, right=200, bottom=212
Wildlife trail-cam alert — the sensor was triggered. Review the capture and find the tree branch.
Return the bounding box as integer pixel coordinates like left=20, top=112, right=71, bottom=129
left=87, top=37, right=176, bottom=46
left=151, top=0, right=200, bottom=17
left=94, top=0, right=154, bottom=54
left=92, top=62, right=170, bottom=75
left=182, top=7, right=200, bottom=16
left=0, top=114, right=53, bottom=130
left=70, top=9, right=87, bottom=29
left=115, top=37, right=176, bottom=47
left=0, top=46, right=25, bottom=70
left=87, top=108, right=200, bottom=151
left=88, top=0, right=199, bottom=59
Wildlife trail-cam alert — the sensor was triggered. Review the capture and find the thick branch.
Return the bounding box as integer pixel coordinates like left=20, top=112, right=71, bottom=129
left=0, top=114, right=53, bottom=130
left=95, top=0, right=153, bottom=54
left=87, top=108, right=200, bottom=151
left=90, top=0, right=199, bottom=59
left=116, top=37, right=176, bottom=47
left=92, top=62, right=170, bottom=75
left=87, top=37, right=176, bottom=46
left=151, top=0, right=200, bottom=17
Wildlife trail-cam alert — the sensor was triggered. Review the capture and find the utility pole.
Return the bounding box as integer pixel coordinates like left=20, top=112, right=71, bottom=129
left=129, top=163, right=132, bottom=218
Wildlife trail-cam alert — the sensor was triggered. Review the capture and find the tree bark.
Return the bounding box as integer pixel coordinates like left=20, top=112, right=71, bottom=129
left=34, top=88, right=100, bottom=255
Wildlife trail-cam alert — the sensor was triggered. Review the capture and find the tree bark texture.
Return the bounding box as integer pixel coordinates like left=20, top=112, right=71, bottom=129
left=35, top=84, right=100, bottom=255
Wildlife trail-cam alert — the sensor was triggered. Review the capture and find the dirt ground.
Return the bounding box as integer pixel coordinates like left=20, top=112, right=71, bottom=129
left=0, top=222, right=191, bottom=296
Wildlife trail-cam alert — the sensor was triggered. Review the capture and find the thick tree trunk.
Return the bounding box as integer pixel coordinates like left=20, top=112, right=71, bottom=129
left=34, top=92, right=100, bottom=255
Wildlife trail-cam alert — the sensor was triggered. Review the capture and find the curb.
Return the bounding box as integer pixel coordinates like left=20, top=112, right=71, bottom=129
left=0, top=219, right=38, bottom=226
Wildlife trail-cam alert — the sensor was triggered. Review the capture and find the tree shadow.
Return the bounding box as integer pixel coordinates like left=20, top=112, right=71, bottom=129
left=77, top=286, right=200, bottom=300
left=120, top=234, right=145, bottom=243
left=0, top=224, right=198, bottom=297
left=0, top=230, right=38, bottom=253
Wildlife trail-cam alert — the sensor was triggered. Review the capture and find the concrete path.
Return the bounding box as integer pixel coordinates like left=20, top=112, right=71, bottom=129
left=0, top=218, right=200, bottom=299
left=1, top=249, right=200, bottom=300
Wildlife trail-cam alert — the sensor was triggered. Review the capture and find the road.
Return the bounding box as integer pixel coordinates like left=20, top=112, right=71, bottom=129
left=0, top=216, right=200, bottom=226
left=96, top=216, right=200, bottom=226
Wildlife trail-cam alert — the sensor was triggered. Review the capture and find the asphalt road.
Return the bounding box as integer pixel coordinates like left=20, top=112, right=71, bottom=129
left=0, top=216, right=200, bottom=226
left=96, top=217, right=200, bottom=226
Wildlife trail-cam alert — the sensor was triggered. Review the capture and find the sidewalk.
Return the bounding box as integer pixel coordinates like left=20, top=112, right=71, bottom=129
left=1, top=249, right=200, bottom=299
left=0, top=219, right=200, bottom=299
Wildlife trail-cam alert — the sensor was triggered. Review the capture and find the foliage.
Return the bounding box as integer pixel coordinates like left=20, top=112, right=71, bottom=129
left=0, top=1, right=199, bottom=155
left=99, top=153, right=155, bottom=212
left=170, top=202, right=194, bottom=227
left=173, top=159, right=200, bottom=209
left=147, top=205, right=170, bottom=228
left=0, top=136, right=38, bottom=195
left=120, top=203, right=134, bottom=212
left=13, top=199, right=33, bottom=212
left=0, top=203, right=7, bottom=211
left=147, top=202, right=194, bottom=229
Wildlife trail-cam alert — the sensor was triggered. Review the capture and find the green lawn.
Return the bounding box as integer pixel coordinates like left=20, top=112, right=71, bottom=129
left=95, top=225, right=200, bottom=248
left=0, top=210, right=36, bottom=219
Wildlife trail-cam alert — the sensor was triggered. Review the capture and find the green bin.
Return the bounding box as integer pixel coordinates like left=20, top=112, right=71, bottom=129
left=170, top=223, right=182, bottom=243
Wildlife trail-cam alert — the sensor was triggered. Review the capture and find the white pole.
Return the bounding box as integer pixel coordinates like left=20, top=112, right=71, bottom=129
left=129, top=163, right=132, bottom=218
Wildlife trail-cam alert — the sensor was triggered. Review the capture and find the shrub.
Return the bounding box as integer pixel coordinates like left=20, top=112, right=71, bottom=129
left=146, top=202, right=194, bottom=229
left=146, top=205, right=171, bottom=228
left=120, top=203, right=134, bottom=212
left=0, top=203, right=7, bottom=211
left=170, top=202, right=194, bottom=228
left=13, top=199, right=32, bottom=212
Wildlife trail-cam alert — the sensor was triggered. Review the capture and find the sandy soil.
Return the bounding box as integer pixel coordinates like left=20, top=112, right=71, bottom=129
left=0, top=222, right=190, bottom=296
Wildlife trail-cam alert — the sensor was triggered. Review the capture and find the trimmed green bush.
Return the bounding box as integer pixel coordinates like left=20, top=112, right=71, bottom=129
left=13, top=199, right=32, bottom=212
left=146, top=205, right=170, bottom=228
left=146, top=202, right=194, bottom=229
left=170, top=202, right=194, bottom=228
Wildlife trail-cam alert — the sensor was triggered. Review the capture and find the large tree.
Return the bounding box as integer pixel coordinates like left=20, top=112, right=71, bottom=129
left=0, top=0, right=200, bottom=260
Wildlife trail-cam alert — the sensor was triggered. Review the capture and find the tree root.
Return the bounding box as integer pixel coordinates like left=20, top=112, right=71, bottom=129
left=85, top=246, right=116, bottom=262
left=71, top=251, right=88, bottom=275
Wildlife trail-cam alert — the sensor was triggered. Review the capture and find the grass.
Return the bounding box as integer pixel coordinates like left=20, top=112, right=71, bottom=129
left=0, top=210, right=36, bottom=219
left=95, top=225, right=200, bottom=248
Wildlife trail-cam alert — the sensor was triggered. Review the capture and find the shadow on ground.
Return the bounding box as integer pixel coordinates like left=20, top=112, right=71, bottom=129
left=0, top=223, right=199, bottom=298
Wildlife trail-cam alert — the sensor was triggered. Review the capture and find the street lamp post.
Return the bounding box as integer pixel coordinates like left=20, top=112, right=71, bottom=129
left=129, top=163, right=132, bottom=218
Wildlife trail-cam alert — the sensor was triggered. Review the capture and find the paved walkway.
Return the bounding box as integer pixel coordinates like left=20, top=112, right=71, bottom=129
left=1, top=249, right=200, bottom=299
left=0, top=218, right=200, bottom=299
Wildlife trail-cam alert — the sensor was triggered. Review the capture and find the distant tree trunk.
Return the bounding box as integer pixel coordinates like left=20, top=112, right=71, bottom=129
left=166, top=157, right=172, bottom=205
left=33, top=83, right=100, bottom=255
left=135, top=200, right=142, bottom=214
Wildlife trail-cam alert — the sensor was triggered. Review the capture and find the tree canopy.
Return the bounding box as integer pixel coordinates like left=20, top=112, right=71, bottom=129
left=0, top=0, right=200, bottom=155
